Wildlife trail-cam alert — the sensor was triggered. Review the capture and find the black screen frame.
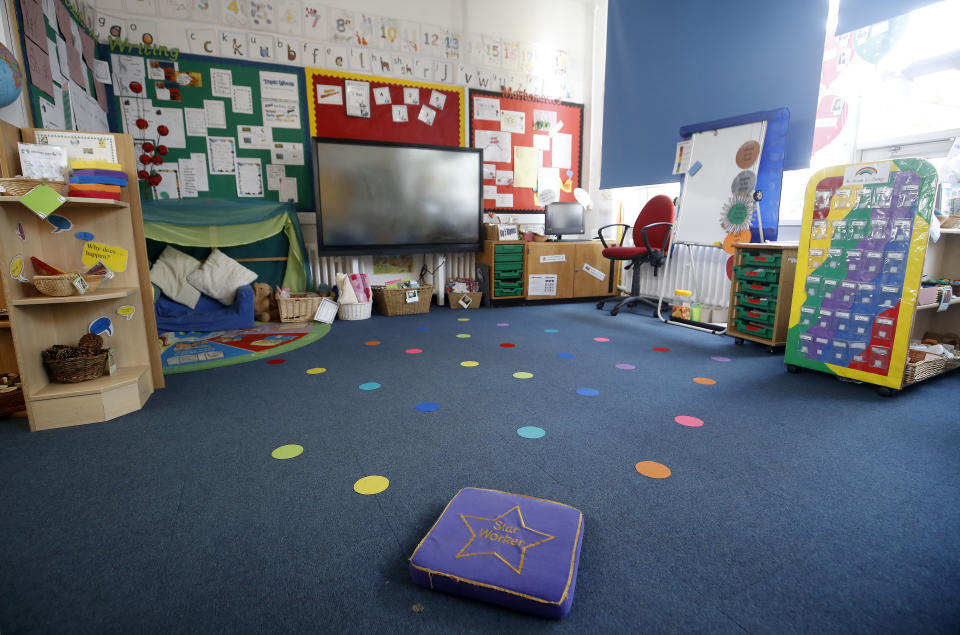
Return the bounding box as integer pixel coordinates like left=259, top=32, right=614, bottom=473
left=544, top=202, right=585, bottom=238
left=312, top=137, right=483, bottom=256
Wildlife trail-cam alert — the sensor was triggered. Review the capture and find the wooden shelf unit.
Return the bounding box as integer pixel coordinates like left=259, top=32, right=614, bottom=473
left=0, top=129, right=164, bottom=430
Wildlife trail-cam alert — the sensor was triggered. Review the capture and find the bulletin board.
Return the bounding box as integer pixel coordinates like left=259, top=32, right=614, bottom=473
left=15, top=0, right=111, bottom=133
left=784, top=158, right=938, bottom=390
left=469, top=90, right=583, bottom=212
left=306, top=68, right=465, bottom=147
left=109, top=51, right=313, bottom=211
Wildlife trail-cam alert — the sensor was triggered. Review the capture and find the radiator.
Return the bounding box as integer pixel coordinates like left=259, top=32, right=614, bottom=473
left=310, top=250, right=476, bottom=306
left=625, top=244, right=731, bottom=310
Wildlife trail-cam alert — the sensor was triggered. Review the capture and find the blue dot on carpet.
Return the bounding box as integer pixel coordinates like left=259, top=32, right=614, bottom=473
left=416, top=327, right=429, bottom=331
left=557, top=353, right=574, bottom=359
left=576, top=388, right=599, bottom=397
left=517, top=426, right=545, bottom=438
left=544, top=328, right=558, bottom=333
left=359, top=382, right=381, bottom=391
left=416, top=402, right=439, bottom=412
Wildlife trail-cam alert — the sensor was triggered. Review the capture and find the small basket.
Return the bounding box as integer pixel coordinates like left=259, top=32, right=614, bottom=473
left=903, top=355, right=947, bottom=385
left=0, top=178, right=68, bottom=197
left=337, top=301, right=372, bottom=321
left=32, top=274, right=77, bottom=297
left=277, top=293, right=324, bottom=322
left=372, top=284, right=433, bottom=316
left=448, top=291, right=482, bottom=309
left=43, top=351, right=108, bottom=383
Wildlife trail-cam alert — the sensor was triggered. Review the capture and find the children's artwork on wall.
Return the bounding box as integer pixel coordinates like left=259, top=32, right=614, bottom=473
left=469, top=90, right=582, bottom=212
left=306, top=67, right=464, bottom=146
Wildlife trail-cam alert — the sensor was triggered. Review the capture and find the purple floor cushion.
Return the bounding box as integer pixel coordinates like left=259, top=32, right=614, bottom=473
left=409, top=487, right=584, bottom=618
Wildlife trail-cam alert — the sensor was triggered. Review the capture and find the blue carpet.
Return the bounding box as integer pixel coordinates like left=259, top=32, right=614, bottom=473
left=1, top=302, right=958, bottom=633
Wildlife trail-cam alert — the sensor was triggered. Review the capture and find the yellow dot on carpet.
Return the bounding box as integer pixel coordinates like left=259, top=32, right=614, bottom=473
left=635, top=461, right=671, bottom=479
left=457, top=318, right=470, bottom=322
left=354, top=475, right=390, bottom=495
left=272, top=444, right=303, bottom=459
left=513, top=371, right=534, bottom=379
left=306, top=367, right=327, bottom=374
left=461, top=361, right=479, bottom=367
left=693, top=377, right=717, bottom=385
left=456, top=333, right=471, bottom=338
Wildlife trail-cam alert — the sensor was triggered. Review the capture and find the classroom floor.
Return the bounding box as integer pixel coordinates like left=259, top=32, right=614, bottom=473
left=1, top=302, right=958, bottom=633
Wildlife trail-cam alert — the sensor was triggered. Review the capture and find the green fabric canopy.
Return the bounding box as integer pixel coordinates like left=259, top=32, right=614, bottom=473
left=142, top=199, right=310, bottom=292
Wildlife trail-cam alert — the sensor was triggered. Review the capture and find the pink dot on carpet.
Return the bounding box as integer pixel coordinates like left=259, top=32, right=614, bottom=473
left=712, top=356, right=732, bottom=362
left=615, top=363, right=635, bottom=370
left=497, top=323, right=510, bottom=327
left=405, top=348, right=422, bottom=354
left=594, top=337, right=610, bottom=342
left=675, top=415, right=704, bottom=427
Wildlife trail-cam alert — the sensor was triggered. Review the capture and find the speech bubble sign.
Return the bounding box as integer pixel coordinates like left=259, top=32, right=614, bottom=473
left=9, top=255, right=27, bottom=282
left=81, top=241, right=128, bottom=272
left=89, top=316, right=114, bottom=336
left=47, top=214, right=73, bottom=234
left=117, top=305, right=136, bottom=320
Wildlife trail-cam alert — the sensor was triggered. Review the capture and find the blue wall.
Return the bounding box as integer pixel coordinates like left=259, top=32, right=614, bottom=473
left=601, top=0, right=828, bottom=189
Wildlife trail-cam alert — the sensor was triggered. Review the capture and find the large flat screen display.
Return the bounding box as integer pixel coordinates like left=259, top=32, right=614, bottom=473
left=313, top=138, right=482, bottom=255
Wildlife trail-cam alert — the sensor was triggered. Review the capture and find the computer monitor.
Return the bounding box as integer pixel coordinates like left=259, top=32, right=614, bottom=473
left=544, top=202, right=585, bottom=241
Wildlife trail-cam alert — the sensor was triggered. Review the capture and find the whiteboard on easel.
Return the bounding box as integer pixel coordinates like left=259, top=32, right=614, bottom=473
left=675, top=121, right=767, bottom=245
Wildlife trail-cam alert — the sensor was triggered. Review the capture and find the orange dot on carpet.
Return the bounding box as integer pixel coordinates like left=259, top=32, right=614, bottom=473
left=693, top=377, right=717, bottom=385
left=635, top=461, right=671, bottom=479
left=365, top=341, right=380, bottom=346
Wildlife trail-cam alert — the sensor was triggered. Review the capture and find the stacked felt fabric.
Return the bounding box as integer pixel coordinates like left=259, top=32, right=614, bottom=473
left=68, top=160, right=128, bottom=200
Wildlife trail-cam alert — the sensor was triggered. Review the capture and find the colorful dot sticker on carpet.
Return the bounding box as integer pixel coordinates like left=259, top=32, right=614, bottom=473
left=711, top=356, right=732, bottom=362
left=416, top=402, right=439, bottom=412
left=557, top=353, right=574, bottom=359
left=593, top=337, right=610, bottom=342
left=405, top=348, right=423, bottom=354
left=354, top=475, right=390, bottom=495
left=615, top=363, right=635, bottom=370
left=416, top=327, right=429, bottom=331
left=365, top=341, right=380, bottom=346
left=457, top=318, right=470, bottom=322
left=675, top=415, right=704, bottom=427
left=652, top=347, right=670, bottom=352
left=513, top=371, right=534, bottom=379
left=359, top=382, right=381, bottom=390
left=271, top=444, right=303, bottom=459
left=576, top=388, right=599, bottom=396
left=693, top=377, right=717, bottom=385
left=267, top=359, right=285, bottom=365
left=544, top=328, right=558, bottom=333
left=460, top=361, right=479, bottom=367
left=635, top=461, right=671, bottom=479
left=496, top=323, right=509, bottom=327
left=500, top=342, right=515, bottom=348
left=517, top=426, right=545, bottom=438
left=306, top=367, right=327, bottom=374
left=456, top=333, right=471, bottom=339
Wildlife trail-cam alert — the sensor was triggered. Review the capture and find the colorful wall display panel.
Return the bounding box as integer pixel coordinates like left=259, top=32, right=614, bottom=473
left=784, top=159, right=939, bottom=389
left=305, top=68, right=465, bottom=147
left=469, top=90, right=583, bottom=212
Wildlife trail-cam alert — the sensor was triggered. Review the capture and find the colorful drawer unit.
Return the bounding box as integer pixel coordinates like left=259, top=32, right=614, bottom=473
left=726, top=243, right=799, bottom=350
left=493, top=244, right=525, bottom=297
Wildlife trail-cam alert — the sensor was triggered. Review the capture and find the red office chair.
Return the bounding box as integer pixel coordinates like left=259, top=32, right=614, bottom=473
left=596, top=194, right=675, bottom=315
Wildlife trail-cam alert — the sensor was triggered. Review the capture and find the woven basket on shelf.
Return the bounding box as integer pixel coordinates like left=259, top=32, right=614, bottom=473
left=0, top=178, right=68, bottom=197
left=277, top=293, right=324, bottom=322
left=32, top=274, right=76, bottom=297
left=903, top=355, right=947, bottom=385
left=337, top=301, right=372, bottom=321
left=372, top=284, right=433, bottom=316
left=43, top=351, right=108, bottom=383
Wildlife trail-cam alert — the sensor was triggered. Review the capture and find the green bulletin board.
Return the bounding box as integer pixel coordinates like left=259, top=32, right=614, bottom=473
left=109, top=50, right=313, bottom=211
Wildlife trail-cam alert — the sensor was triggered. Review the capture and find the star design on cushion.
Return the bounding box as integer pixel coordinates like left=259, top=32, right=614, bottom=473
left=456, top=506, right=555, bottom=574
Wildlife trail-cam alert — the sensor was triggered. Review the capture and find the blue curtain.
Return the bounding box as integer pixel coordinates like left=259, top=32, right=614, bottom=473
left=601, top=0, right=828, bottom=189
left=836, top=0, right=939, bottom=34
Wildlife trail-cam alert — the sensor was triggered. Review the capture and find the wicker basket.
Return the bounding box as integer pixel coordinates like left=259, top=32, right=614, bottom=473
left=372, top=284, right=433, bottom=316
left=43, top=351, right=108, bottom=383
left=277, top=293, right=324, bottom=322
left=0, top=178, right=68, bottom=197
left=33, top=274, right=77, bottom=297
left=338, top=301, right=372, bottom=321
left=903, top=355, right=947, bottom=385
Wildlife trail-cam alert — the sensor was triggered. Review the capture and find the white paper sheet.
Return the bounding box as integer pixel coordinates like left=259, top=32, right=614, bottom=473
left=38, top=93, right=65, bottom=130
left=500, top=110, right=525, bottom=134
left=190, top=152, right=209, bottom=191
left=153, top=107, right=186, bottom=148
left=210, top=68, right=232, bottom=97
left=260, top=71, right=301, bottom=128
left=57, top=38, right=70, bottom=82
left=153, top=166, right=181, bottom=200
left=403, top=87, right=419, bottom=105
left=206, top=136, right=236, bottom=174
left=418, top=105, right=436, bottom=126
left=483, top=184, right=497, bottom=199
left=473, top=96, right=499, bottom=121
left=266, top=164, right=285, bottom=190
left=184, top=107, right=207, bottom=137
left=373, top=86, right=391, bottom=105
left=527, top=274, right=557, bottom=296
left=474, top=130, right=511, bottom=163
left=237, top=125, right=271, bottom=149
left=270, top=142, right=304, bottom=165
left=496, top=193, right=513, bottom=208
left=533, top=134, right=551, bottom=151
left=495, top=170, right=513, bottom=186
left=391, top=105, right=408, bottom=122
left=177, top=158, right=199, bottom=197
left=428, top=90, right=446, bottom=110
left=482, top=163, right=496, bottom=180
left=231, top=85, right=253, bottom=114
left=315, top=84, right=343, bottom=105
left=551, top=132, right=572, bottom=169
left=111, top=54, right=145, bottom=97
left=235, top=157, right=263, bottom=197
left=67, top=81, right=109, bottom=132
left=203, top=99, right=227, bottom=129
left=278, top=176, right=297, bottom=203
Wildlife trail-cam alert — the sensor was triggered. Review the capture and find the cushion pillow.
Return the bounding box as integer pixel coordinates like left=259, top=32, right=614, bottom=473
left=149, top=246, right=202, bottom=309
left=186, top=248, right=258, bottom=306
left=409, top=487, right=584, bottom=619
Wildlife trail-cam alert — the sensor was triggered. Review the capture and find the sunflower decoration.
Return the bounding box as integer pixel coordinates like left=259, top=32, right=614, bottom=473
left=719, top=194, right=756, bottom=234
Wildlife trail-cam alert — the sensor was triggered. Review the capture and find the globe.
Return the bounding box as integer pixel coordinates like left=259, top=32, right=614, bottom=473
left=0, top=41, right=23, bottom=107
